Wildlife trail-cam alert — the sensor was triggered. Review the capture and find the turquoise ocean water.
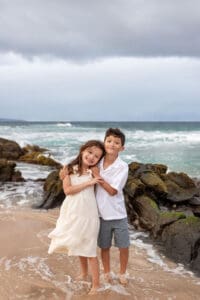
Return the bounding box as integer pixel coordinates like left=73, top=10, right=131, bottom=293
left=1, top=121, right=200, bottom=176
left=0, top=121, right=200, bottom=208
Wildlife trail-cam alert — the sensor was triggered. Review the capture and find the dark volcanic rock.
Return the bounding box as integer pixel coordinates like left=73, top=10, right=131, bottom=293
left=0, top=159, right=24, bottom=182
left=188, top=197, right=200, bottom=206
left=129, top=162, right=167, bottom=177
left=125, top=162, right=200, bottom=274
left=140, top=171, right=167, bottom=194
left=166, top=172, right=196, bottom=189
left=160, top=216, right=200, bottom=272
left=124, top=177, right=145, bottom=198
left=133, top=195, right=160, bottom=234
left=35, top=170, right=65, bottom=209
left=22, top=144, right=48, bottom=154
left=163, top=172, right=198, bottom=202
left=0, top=138, right=23, bottom=160
left=0, top=137, right=61, bottom=168
left=19, top=151, right=61, bottom=168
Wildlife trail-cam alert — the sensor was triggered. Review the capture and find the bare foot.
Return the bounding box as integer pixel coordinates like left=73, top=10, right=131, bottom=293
left=119, top=273, right=128, bottom=286
left=103, top=273, right=113, bottom=284
left=75, top=274, right=90, bottom=281
left=88, top=286, right=102, bottom=295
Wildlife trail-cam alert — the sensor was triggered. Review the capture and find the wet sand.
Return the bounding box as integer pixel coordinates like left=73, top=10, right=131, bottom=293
left=0, top=208, right=200, bottom=300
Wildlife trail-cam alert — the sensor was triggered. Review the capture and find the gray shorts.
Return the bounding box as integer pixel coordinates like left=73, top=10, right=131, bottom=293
left=98, top=218, right=130, bottom=249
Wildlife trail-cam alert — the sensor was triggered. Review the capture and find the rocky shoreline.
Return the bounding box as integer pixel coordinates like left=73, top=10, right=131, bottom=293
left=1, top=137, right=200, bottom=275
left=0, top=137, right=61, bottom=182
left=124, top=162, right=200, bottom=275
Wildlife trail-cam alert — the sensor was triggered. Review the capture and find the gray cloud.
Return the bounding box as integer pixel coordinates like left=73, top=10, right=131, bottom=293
left=0, top=56, right=200, bottom=121
left=0, top=0, right=200, bottom=60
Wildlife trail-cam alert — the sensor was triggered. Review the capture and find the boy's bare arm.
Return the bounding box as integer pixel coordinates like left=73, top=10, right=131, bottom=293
left=99, top=179, right=118, bottom=196
left=91, top=166, right=117, bottom=196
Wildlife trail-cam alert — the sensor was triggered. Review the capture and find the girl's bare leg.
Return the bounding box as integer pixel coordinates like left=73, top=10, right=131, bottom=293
left=88, top=257, right=100, bottom=292
left=78, top=256, right=88, bottom=280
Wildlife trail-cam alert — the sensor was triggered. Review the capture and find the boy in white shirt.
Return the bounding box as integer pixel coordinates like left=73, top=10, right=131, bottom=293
left=92, top=128, right=129, bottom=285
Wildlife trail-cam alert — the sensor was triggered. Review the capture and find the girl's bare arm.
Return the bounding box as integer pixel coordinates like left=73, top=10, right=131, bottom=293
left=59, top=165, right=68, bottom=180
left=63, top=175, right=102, bottom=195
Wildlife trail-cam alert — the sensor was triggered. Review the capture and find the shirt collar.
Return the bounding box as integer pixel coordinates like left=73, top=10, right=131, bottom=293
left=100, top=156, right=121, bottom=171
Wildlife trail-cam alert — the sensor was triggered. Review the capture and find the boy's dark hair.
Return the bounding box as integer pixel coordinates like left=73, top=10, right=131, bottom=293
left=104, top=128, right=126, bottom=146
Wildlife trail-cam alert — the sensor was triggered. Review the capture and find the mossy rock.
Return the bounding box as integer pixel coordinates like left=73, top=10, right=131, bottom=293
left=44, top=170, right=63, bottom=192
left=131, top=195, right=160, bottom=231
left=129, top=162, right=167, bottom=177
left=166, top=172, right=196, bottom=189
left=35, top=170, right=65, bottom=209
left=128, top=162, right=141, bottom=174
left=181, top=215, right=200, bottom=225
left=124, top=177, right=145, bottom=197
left=164, top=179, right=197, bottom=202
left=188, top=197, right=200, bottom=206
left=0, top=159, right=24, bottom=182
left=160, top=217, right=200, bottom=267
left=22, top=144, right=48, bottom=153
left=140, top=171, right=167, bottom=194
left=37, top=155, right=61, bottom=167
left=0, top=159, right=15, bottom=181
left=0, top=137, right=23, bottom=160
left=160, top=211, right=186, bottom=219
left=19, top=152, right=61, bottom=168
left=145, top=163, right=167, bottom=175
left=158, top=211, right=186, bottom=229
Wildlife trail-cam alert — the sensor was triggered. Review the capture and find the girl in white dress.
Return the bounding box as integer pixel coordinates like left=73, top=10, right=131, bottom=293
left=48, top=140, right=105, bottom=294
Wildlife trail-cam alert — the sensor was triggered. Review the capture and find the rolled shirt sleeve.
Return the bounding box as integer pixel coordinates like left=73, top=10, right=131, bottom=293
left=109, top=164, right=129, bottom=193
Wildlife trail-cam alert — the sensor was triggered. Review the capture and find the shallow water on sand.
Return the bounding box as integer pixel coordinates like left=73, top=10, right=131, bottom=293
left=1, top=208, right=200, bottom=300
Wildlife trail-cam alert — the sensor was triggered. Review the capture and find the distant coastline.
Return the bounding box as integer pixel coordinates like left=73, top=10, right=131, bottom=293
left=0, top=118, right=27, bottom=122
left=0, top=119, right=200, bottom=123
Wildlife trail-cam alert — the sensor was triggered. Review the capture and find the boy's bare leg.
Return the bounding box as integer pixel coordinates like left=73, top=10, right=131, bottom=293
left=119, top=248, right=129, bottom=285
left=119, top=247, right=129, bottom=274
left=101, top=248, right=110, bottom=273
left=88, top=257, right=100, bottom=292
left=78, top=256, right=88, bottom=280
left=101, top=248, right=113, bottom=283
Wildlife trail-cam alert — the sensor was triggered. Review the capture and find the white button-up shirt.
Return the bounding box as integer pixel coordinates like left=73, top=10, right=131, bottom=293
left=96, top=156, right=128, bottom=220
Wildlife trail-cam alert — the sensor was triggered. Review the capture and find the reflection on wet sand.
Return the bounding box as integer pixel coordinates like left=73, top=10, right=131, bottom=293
left=0, top=208, right=200, bottom=300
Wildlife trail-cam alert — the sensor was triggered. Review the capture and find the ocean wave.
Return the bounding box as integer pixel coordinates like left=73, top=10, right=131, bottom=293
left=126, top=130, right=200, bottom=145
left=57, top=122, right=72, bottom=127
left=0, top=181, right=43, bottom=208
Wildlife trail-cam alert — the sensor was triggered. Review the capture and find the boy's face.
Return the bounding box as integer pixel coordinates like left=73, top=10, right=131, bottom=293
left=104, top=135, right=124, bottom=156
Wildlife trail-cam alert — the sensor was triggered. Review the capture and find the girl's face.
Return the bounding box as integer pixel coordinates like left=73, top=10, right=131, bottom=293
left=81, top=146, right=103, bottom=167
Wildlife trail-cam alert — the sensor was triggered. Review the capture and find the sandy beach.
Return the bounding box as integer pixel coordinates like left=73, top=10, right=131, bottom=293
left=0, top=208, right=200, bottom=300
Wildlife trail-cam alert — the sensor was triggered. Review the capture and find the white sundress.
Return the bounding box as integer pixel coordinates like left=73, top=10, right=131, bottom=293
left=48, top=169, right=100, bottom=257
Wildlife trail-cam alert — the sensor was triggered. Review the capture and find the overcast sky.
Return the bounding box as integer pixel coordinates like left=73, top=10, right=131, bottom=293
left=0, top=0, right=200, bottom=121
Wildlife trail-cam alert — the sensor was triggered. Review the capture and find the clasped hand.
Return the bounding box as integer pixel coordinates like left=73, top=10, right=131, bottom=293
left=59, top=165, right=103, bottom=184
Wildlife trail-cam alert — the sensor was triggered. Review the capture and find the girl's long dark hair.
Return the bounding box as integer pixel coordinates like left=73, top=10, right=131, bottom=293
left=67, top=140, right=105, bottom=175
